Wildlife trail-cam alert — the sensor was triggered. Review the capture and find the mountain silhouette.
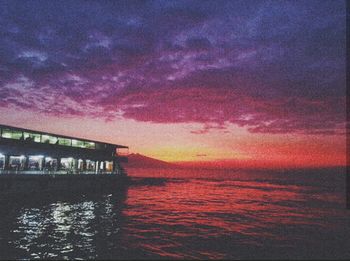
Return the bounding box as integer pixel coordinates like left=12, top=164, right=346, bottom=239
left=125, top=153, right=175, bottom=168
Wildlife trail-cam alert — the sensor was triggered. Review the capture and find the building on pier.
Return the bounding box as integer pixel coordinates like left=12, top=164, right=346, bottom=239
left=0, top=124, right=128, bottom=175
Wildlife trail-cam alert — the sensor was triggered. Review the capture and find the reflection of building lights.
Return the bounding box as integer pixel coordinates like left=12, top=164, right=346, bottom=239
left=20, top=155, right=26, bottom=159
left=45, top=157, right=52, bottom=161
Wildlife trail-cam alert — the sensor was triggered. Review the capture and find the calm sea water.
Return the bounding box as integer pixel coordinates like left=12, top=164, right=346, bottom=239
left=0, top=167, right=349, bottom=260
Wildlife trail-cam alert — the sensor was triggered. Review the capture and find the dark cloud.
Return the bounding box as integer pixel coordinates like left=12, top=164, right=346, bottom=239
left=186, top=37, right=212, bottom=50
left=0, top=0, right=346, bottom=135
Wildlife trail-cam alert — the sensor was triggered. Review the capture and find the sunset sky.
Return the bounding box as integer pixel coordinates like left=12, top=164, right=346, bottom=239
left=0, top=0, right=346, bottom=168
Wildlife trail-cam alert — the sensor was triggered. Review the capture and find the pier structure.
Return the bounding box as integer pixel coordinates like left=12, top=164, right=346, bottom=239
left=0, top=124, right=128, bottom=175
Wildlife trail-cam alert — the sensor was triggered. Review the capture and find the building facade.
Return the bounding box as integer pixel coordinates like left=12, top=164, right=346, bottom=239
left=0, top=124, right=128, bottom=175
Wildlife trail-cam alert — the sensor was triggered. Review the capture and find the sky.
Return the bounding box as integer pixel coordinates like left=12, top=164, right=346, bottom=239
left=0, top=0, right=347, bottom=168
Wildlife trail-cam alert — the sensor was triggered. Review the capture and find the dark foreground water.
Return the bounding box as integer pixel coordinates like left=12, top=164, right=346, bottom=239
left=0, top=167, right=349, bottom=260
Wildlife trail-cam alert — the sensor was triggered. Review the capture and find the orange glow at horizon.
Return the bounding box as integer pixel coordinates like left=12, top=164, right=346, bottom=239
left=0, top=107, right=346, bottom=169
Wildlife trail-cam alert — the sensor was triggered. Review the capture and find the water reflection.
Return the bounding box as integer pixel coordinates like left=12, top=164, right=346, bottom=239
left=0, top=189, right=128, bottom=260
left=0, top=168, right=349, bottom=259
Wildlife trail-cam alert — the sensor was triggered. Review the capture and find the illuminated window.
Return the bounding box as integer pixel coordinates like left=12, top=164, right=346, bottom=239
left=60, top=158, right=74, bottom=170
left=28, top=155, right=44, bottom=170
left=1, top=128, right=23, bottom=139
left=86, top=160, right=95, bottom=170
left=105, top=161, right=113, bottom=171
left=58, top=137, right=71, bottom=146
left=23, top=132, right=41, bottom=142
left=84, top=141, right=95, bottom=149
left=44, top=157, right=57, bottom=171
left=42, top=134, right=58, bottom=144
left=72, top=139, right=85, bottom=148
left=9, top=156, right=26, bottom=170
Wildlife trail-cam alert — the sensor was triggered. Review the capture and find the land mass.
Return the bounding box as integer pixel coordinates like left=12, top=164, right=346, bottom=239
left=125, top=153, right=176, bottom=169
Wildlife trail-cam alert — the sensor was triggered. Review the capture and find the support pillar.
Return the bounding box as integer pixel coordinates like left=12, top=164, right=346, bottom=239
left=74, top=159, right=78, bottom=174
left=57, top=157, right=61, bottom=171
left=4, top=155, right=10, bottom=170
left=24, top=156, right=29, bottom=171
left=101, top=161, right=105, bottom=172
left=83, top=159, right=87, bottom=171
left=96, top=161, right=99, bottom=174
left=112, top=159, right=116, bottom=172
left=39, top=157, right=43, bottom=171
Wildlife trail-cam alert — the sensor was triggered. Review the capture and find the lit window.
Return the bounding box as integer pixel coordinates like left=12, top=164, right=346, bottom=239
left=42, top=135, right=58, bottom=144
left=72, top=139, right=85, bottom=148
left=86, top=160, right=95, bottom=170
left=28, top=155, right=44, bottom=170
left=60, top=158, right=74, bottom=170
left=1, top=128, right=23, bottom=139
left=58, top=138, right=71, bottom=146
left=23, top=132, right=41, bottom=142
left=84, top=141, right=95, bottom=149
left=9, top=156, right=26, bottom=170
left=105, top=161, right=113, bottom=171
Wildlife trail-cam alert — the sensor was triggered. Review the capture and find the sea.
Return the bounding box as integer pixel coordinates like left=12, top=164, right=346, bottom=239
left=0, top=167, right=349, bottom=260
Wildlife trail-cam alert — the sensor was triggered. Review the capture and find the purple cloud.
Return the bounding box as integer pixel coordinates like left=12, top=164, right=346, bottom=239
left=0, top=0, right=346, bottom=135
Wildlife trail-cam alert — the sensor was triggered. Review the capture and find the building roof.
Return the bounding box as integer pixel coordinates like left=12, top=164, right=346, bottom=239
left=0, top=124, right=128, bottom=149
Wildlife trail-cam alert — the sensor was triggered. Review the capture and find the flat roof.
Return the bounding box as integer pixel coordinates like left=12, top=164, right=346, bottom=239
left=0, top=124, right=128, bottom=149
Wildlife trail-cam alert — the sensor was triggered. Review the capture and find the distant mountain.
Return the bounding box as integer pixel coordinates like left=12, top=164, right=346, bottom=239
left=125, top=153, right=176, bottom=168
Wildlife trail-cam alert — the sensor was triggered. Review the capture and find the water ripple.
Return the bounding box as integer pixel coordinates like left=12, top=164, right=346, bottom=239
left=0, top=168, right=349, bottom=259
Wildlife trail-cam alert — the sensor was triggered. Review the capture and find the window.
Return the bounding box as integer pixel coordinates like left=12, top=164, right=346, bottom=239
left=44, top=157, right=57, bottom=171
left=60, top=158, right=74, bottom=170
left=84, top=141, right=95, bottom=149
left=28, top=155, right=44, bottom=170
left=72, top=139, right=85, bottom=148
left=105, top=161, right=113, bottom=171
left=58, top=137, right=71, bottom=146
left=9, top=156, right=26, bottom=170
left=95, top=143, right=107, bottom=150
left=1, top=128, right=23, bottom=139
left=23, top=132, right=41, bottom=142
left=42, top=134, right=58, bottom=144
left=86, top=160, right=95, bottom=170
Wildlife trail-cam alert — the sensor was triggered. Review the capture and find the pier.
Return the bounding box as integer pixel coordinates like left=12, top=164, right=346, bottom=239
left=0, top=124, right=129, bottom=195
left=0, top=124, right=128, bottom=174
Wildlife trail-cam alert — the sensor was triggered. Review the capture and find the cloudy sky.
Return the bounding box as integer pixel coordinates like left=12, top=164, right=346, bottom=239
left=0, top=0, right=346, bottom=167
